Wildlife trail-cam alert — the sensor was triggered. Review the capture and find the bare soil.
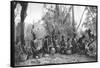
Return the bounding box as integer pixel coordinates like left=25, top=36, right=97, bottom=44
left=16, top=53, right=96, bottom=66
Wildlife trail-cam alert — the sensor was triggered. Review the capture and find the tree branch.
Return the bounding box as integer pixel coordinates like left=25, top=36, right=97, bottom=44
left=63, top=6, right=72, bottom=24
left=77, top=7, right=86, bottom=30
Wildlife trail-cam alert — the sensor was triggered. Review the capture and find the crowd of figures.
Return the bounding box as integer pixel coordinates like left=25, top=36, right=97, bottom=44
left=14, top=25, right=97, bottom=65
left=25, top=26, right=97, bottom=60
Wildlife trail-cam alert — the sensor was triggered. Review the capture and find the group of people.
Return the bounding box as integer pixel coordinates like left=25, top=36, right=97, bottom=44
left=27, top=28, right=96, bottom=59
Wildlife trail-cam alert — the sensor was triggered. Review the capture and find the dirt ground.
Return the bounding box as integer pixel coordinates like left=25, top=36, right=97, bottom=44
left=16, top=53, right=96, bottom=66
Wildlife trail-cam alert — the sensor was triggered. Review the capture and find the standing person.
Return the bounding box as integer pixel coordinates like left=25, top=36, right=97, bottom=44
left=71, top=38, right=77, bottom=54
left=55, top=38, right=60, bottom=53
left=43, top=36, right=48, bottom=54
left=77, top=35, right=85, bottom=54
left=30, top=25, right=37, bottom=58
left=60, top=35, right=66, bottom=54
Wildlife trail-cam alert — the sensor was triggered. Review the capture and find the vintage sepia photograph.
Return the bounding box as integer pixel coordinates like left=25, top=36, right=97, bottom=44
left=11, top=1, right=98, bottom=67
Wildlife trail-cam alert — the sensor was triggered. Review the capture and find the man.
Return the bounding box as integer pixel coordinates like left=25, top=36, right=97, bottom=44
left=42, top=36, right=48, bottom=54
left=60, top=35, right=66, bottom=54
left=77, top=35, right=86, bottom=54
left=30, top=28, right=37, bottom=58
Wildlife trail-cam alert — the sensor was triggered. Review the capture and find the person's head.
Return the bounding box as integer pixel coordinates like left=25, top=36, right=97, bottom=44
left=67, top=38, right=70, bottom=41
left=62, top=35, right=64, bottom=39
left=88, top=29, right=91, bottom=32
left=82, top=35, right=85, bottom=38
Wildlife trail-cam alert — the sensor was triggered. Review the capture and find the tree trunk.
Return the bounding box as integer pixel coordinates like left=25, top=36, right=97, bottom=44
left=20, top=2, right=28, bottom=53
left=72, top=6, right=76, bottom=38
left=77, top=7, right=86, bottom=30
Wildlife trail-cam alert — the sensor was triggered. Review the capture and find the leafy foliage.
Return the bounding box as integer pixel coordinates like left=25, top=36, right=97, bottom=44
left=43, top=4, right=76, bottom=40
left=82, top=6, right=97, bottom=36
